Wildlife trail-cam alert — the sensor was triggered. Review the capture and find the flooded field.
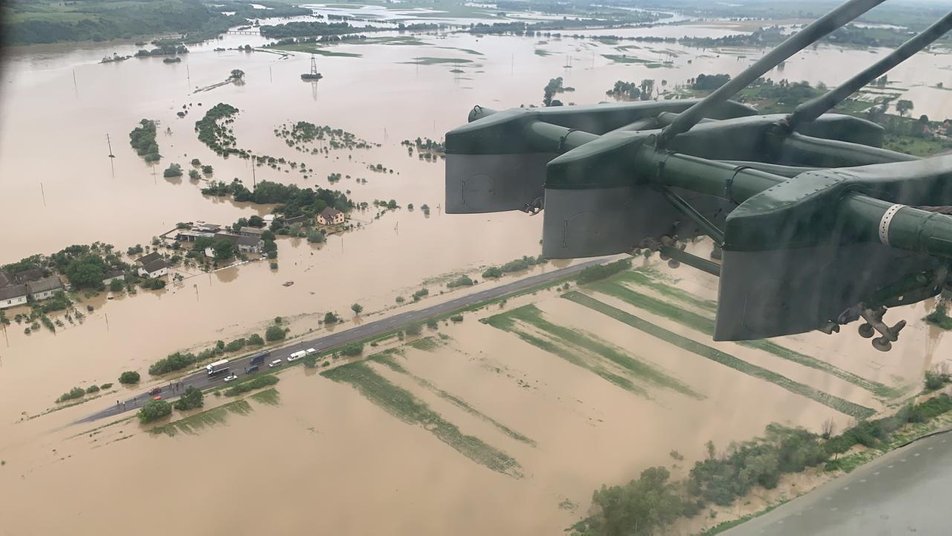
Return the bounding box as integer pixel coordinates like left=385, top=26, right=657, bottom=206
left=2, top=3, right=952, bottom=534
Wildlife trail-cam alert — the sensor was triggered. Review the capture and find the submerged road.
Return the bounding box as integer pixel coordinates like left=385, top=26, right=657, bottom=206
left=78, top=258, right=606, bottom=424
left=724, top=429, right=952, bottom=536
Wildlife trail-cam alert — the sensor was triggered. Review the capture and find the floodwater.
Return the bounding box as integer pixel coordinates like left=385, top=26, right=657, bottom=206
left=2, top=6, right=952, bottom=534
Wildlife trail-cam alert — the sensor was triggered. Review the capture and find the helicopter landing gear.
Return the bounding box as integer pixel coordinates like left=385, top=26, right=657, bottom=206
left=872, top=337, right=893, bottom=352
left=859, top=306, right=906, bottom=352
left=858, top=323, right=875, bottom=338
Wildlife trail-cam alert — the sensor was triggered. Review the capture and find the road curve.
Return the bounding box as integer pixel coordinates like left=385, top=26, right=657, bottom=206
left=78, top=258, right=607, bottom=424
left=723, top=429, right=952, bottom=536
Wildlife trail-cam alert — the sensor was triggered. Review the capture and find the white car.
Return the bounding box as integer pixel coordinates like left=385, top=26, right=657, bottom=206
left=268, top=359, right=283, bottom=368
left=287, top=350, right=306, bottom=362
left=223, top=373, right=238, bottom=382
left=305, top=348, right=317, bottom=356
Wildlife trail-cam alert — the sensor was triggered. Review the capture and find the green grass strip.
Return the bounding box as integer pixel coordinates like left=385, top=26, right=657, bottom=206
left=613, top=270, right=717, bottom=312
left=323, top=362, right=523, bottom=478
left=408, top=336, right=441, bottom=351
left=250, top=388, right=281, bottom=406
left=498, top=305, right=701, bottom=399
left=374, top=355, right=536, bottom=446
left=151, top=399, right=253, bottom=437
left=590, top=279, right=898, bottom=398
left=484, top=312, right=648, bottom=397
left=563, top=292, right=876, bottom=419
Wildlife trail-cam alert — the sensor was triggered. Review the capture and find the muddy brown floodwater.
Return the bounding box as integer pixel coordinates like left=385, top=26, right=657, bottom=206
left=1, top=8, right=951, bottom=535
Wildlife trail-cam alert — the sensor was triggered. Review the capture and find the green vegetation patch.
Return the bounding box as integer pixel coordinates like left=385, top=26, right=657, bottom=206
left=250, top=388, right=281, bottom=406
left=564, top=292, right=875, bottom=419
left=374, top=354, right=535, bottom=446
left=601, top=54, right=653, bottom=64
left=224, top=374, right=279, bottom=397
left=587, top=278, right=897, bottom=398
left=151, top=399, right=253, bottom=437
left=323, top=362, right=523, bottom=478
left=494, top=305, right=700, bottom=398
left=408, top=336, right=441, bottom=352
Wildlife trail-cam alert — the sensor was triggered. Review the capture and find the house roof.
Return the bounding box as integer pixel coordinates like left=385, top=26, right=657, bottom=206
left=26, top=276, right=63, bottom=294
left=213, top=231, right=240, bottom=244
left=0, top=270, right=11, bottom=288
left=12, top=267, right=46, bottom=284
left=102, top=269, right=125, bottom=281
left=240, top=226, right=265, bottom=236
left=0, top=284, right=28, bottom=301
left=142, top=259, right=169, bottom=274
left=236, top=235, right=261, bottom=247
left=137, top=252, right=163, bottom=265
left=319, top=207, right=342, bottom=220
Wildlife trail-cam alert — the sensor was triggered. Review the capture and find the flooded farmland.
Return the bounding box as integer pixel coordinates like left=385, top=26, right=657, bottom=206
left=2, top=3, right=952, bottom=534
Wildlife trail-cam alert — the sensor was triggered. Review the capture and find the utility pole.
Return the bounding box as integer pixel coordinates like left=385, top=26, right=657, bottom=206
left=106, top=133, right=115, bottom=158
left=40, top=182, right=46, bottom=207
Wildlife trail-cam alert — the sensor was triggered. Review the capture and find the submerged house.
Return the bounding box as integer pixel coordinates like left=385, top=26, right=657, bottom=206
left=317, top=207, right=345, bottom=226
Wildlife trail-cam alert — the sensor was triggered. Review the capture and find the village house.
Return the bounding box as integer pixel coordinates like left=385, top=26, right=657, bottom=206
left=317, top=207, right=345, bottom=226
left=213, top=232, right=261, bottom=254
left=239, top=226, right=266, bottom=238
left=0, top=284, right=28, bottom=310
left=26, top=276, right=65, bottom=301
left=136, top=252, right=170, bottom=278
left=102, top=269, right=126, bottom=286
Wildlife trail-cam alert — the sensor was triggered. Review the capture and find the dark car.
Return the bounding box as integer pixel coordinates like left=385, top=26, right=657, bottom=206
left=245, top=365, right=259, bottom=374
left=149, top=387, right=162, bottom=396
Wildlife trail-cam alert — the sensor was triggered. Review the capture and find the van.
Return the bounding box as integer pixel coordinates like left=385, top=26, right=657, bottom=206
left=287, top=350, right=307, bottom=362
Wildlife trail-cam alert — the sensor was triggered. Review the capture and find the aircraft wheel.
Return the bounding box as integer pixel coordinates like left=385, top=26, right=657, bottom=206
left=668, top=260, right=680, bottom=269
left=659, top=252, right=670, bottom=261
left=872, top=337, right=892, bottom=352
left=858, top=323, right=875, bottom=338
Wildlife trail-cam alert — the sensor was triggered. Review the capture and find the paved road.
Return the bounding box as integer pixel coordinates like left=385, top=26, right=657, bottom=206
left=724, top=430, right=952, bottom=536
left=78, top=258, right=606, bottom=423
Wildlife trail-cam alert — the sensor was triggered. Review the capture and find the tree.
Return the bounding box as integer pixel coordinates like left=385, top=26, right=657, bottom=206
left=213, top=239, right=234, bottom=260
left=188, top=169, right=201, bottom=180
left=173, top=386, right=204, bottom=411
left=351, top=303, right=363, bottom=315
left=639, top=79, right=655, bottom=100
left=265, top=324, right=286, bottom=341
left=119, top=371, right=141, bottom=384
left=202, top=164, right=214, bottom=175
left=138, top=399, right=172, bottom=423
left=248, top=333, right=265, bottom=346
left=543, top=76, right=564, bottom=106
left=109, top=278, right=125, bottom=292
left=163, top=163, right=183, bottom=178
left=324, top=312, right=339, bottom=324
left=65, top=255, right=106, bottom=289
left=230, top=69, right=245, bottom=81
left=896, top=99, right=914, bottom=117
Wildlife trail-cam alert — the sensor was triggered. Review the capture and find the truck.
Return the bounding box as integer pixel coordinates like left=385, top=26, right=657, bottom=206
left=287, top=350, right=307, bottom=362
left=206, top=359, right=230, bottom=376
left=249, top=352, right=270, bottom=367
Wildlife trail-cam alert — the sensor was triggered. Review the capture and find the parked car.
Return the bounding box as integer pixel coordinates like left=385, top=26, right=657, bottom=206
left=223, top=373, right=239, bottom=382
left=149, top=387, right=162, bottom=396
left=269, top=359, right=283, bottom=368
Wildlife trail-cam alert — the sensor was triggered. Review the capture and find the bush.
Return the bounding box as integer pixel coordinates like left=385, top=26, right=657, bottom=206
left=56, top=387, right=86, bottom=403
left=447, top=275, right=474, bottom=288
left=303, top=354, right=318, bottom=368
left=224, top=338, right=246, bottom=352
left=427, top=319, right=439, bottom=330
left=340, top=342, right=364, bottom=356
left=223, top=375, right=279, bottom=396
left=450, top=314, right=464, bottom=323
left=149, top=352, right=197, bottom=375
left=191, top=158, right=201, bottom=167
left=482, top=266, right=503, bottom=279
left=577, top=258, right=632, bottom=284
left=173, top=386, right=204, bottom=411
left=188, top=169, right=201, bottom=180
left=925, top=370, right=950, bottom=391
left=140, top=278, right=166, bottom=290
left=201, top=164, right=214, bottom=175
left=86, top=385, right=101, bottom=394
left=163, top=163, right=183, bottom=178
left=405, top=323, right=422, bottom=336
left=324, top=312, right=340, bottom=324
left=265, top=325, right=286, bottom=342
left=100, top=383, right=114, bottom=390
left=248, top=333, right=265, bottom=346
left=119, top=371, right=141, bottom=384
left=412, top=288, right=429, bottom=302
left=138, top=399, right=172, bottom=423
left=108, top=278, right=125, bottom=292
